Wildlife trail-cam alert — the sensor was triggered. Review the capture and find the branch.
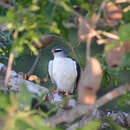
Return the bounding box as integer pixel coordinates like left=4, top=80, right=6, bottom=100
left=45, top=84, right=130, bottom=126
left=0, top=63, right=48, bottom=95
left=4, top=52, right=14, bottom=85
left=25, top=50, right=41, bottom=78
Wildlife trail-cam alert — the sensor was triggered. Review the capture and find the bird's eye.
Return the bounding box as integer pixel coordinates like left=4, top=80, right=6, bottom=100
left=55, top=49, right=62, bottom=52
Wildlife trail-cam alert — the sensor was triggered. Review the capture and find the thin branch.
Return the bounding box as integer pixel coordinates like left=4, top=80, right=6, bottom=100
left=86, top=35, right=92, bottom=62
left=115, top=0, right=130, bottom=3
left=45, top=84, right=130, bottom=126
left=98, top=31, right=119, bottom=40
left=4, top=52, right=14, bottom=86
left=25, top=50, right=41, bottom=78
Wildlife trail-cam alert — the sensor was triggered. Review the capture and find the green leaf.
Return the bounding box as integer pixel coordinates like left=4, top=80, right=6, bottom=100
left=15, top=119, right=33, bottom=129
left=0, top=17, right=9, bottom=23
left=32, top=115, right=53, bottom=129
left=6, top=9, right=15, bottom=21
left=29, top=5, right=40, bottom=11
left=0, top=92, right=11, bottom=111
left=78, top=120, right=101, bottom=130
left=118, top=24, right=130, bottom=43
left=104, top=41, right=119, bottom=52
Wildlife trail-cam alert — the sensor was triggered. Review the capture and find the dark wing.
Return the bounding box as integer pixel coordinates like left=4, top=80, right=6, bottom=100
left=74, top=59, right=81, bottom=93
left=68, top=57, right=81, bottom=94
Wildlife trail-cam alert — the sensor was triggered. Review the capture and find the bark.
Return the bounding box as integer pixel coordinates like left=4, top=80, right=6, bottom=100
left=0, top=63, right=48, bottom=95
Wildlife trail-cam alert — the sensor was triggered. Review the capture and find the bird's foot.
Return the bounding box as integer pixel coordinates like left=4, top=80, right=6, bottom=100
left=52, top=89, right=59, bottom=94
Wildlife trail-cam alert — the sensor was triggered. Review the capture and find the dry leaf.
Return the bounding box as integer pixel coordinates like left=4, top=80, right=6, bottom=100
left=28, top=75, right=41, bottom=83
left=106, top=45, right=125, bottom=69
left=32, top=35, right=54, bottom=50
left=104, top=2, right=122, bottom=20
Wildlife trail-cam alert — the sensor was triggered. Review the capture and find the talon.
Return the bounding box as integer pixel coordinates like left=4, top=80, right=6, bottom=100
left=52, top=89, right=59, bottom=94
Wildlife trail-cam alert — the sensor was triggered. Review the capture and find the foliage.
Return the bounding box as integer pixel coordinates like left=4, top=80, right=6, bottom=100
left=117, top=91, right=130, bottom=108
left=0, top=0, right=130, bottom=129
left=77, top=120, right=101, bottom=130
left=0, top=30, right=12, bottom=62
left=0, top=84, right=56, bottom=130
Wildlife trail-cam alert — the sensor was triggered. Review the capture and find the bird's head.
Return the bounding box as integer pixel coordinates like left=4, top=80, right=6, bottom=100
left=51, top=47, right=69, bottom=57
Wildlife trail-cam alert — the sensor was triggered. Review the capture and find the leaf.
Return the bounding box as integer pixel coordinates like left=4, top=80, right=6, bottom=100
left=6, top=9, right=15, bottom=21
left=15, top=119, right=33, bottom=129
left=118, top=24, right=130, bottom=43
left=0, top=92, right=11, bottom=111
left=78, top=120, right=101, bottom=130
left=0, top=17, right=9, bottom=23
left=29, top=5, right=40, bottom=11
left=32, top=115, right=53, bottom=130
left=7, top=23, right=13, bottom=29
left=105, top=41, right=118, bottom=52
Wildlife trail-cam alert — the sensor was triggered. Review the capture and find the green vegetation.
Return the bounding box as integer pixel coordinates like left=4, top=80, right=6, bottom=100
left=0, top=0, right=130, bottom=129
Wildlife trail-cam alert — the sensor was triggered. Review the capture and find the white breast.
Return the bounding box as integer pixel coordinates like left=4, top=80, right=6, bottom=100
left=52, top=57, right=77, bottom=92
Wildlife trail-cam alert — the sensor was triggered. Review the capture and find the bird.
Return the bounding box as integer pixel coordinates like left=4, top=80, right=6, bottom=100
left=48, top=47, right=80, bottom=96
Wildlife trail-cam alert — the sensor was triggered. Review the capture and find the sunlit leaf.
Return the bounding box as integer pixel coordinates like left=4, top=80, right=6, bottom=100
left=29, top=5, right=40, bottom=11
left=7, top=23, right=13, bottom=29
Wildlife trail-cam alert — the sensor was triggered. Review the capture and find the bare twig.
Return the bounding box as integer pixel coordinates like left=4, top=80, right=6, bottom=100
left=25, top=50, right=41, bottom=78
left=45, top=84, right=130, bottom=126
left=115, top=0, right=130, bottom=3
left=98, top=31, right=119, bottom=40
left=4, top=52, right=14, bottom=85
left=86, top=37, right=91, bottom=62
